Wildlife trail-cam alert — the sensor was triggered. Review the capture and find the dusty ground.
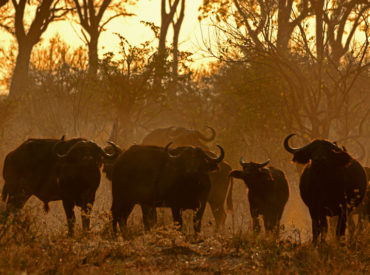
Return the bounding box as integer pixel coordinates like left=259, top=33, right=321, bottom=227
left=0, top=178, right=369, bottom=274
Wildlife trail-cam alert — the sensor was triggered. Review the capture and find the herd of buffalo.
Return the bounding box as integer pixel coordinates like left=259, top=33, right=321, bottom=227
left=1, top=126, right=369, bottom=243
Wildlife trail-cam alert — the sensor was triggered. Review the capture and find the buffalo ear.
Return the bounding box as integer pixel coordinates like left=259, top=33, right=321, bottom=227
left=293, top=149, right=311, bottom=164
left=229, top=170, right=244, bottom=179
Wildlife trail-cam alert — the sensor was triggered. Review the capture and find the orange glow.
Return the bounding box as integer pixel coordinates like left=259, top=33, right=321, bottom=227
left=46, top=1, right=208, bottom=66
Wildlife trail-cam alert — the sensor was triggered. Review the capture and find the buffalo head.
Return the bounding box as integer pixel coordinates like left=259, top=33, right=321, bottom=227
left=230, top=158, right=271, bottom=188
left=142, top=126, right=216, bottom=151
left=102, top=141, right=123, bottom=181
left=168, top=126, right=216, bottom=142
left=54, top=139, right=120, bottom=167
left=166, top=143, right=224, bottom=174
left=284, top=134, right=351, bottom=167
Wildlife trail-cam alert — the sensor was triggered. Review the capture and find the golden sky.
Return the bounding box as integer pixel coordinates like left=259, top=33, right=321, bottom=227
left=0, top=0, right=214, bottom=92
left=48, top=0, right=211, bottom=67
left=0, top=1, right=213, bottom=68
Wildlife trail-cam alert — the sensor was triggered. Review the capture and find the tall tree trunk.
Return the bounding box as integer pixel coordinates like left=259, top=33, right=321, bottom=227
left=8, top=0, right=67, bottom=98
left=153, top=0, right=181, bottom=90
left=276, top=0, right=293, bottom=54
left=88, top=31, right=99, bottom=78
left=0, top=0, right=8, bottom=8
left=172, top=0, right=185, bottom=79
left=9, top=42, right=33, bottom=98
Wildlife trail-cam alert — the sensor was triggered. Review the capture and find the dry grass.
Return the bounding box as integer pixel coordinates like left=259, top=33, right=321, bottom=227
left=0, top=193, right=369, bottom=274
left=0, top=213, right=369, bottom=274
left=0, top=179, right=368, bottom=274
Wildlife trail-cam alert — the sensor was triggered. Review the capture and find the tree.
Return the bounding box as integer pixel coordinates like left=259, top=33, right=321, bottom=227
left=67, top=0, right=135, bottom=78
left=0, top=1, right=14, bottom=34
left=171, top=0, right=185, bottom=78
left=0, top=0, right=8, bottom=8
left=200, top=0, right=370, bottom=142
left=154, top=0, right=185, bottom=89
left=8, top=0, right=68, bottom=98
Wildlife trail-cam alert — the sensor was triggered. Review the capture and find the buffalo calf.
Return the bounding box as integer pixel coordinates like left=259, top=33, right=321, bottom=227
left=230, top=159, right=289, bottom=235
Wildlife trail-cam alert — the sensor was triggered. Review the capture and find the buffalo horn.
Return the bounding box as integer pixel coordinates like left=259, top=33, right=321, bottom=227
left=101, top=141, right=120, bottom=159
left=284, top=134, right=311, bottom=154
left=55, top=140, right=85, bottom=159
left=284, top=134, right=299, bottom=153
left=256, top=159, right=270, bottom=168
left=165, top=142, right=183, bottom=160
left=205, top=145, right=224, bottom=163
left=198, top=126, right=216, bottom=142
left=240, top=156, right=247, bottom=166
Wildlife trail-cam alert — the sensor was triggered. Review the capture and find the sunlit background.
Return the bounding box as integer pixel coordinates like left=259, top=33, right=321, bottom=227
left=0, top=0, right=210, bottom=90
left=0, top=2, right=368, bottom=271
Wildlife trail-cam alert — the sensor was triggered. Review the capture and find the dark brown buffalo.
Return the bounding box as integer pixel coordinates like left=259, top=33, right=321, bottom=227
left=111, top=143, right=224, bottom=235
left=141, top=126, right=216, bottom=151
left=2, top=137, right=118, bottom=235
left=284, top=134, right=367, bottom=243
left=230, top=159, right=289, bottom=234
left=102, top=142, right=123, bottom=181
left=350, top=167, right=370, bottom=229
left=140, top=126, right=233, bottom=230
left=365, top=167, right=370, bottom=221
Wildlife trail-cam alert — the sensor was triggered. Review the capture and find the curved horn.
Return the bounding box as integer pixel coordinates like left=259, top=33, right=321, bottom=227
left=256, top=159, right=270, bottom=168
left=284, top=134, right=312, bottom=154
left=164, top=142, right=173, bottom=151
left=284, top=134, right=299, bottom=154
left=198, top=126, right=216, bottom=142
left=52, top=138, right=67, bottom=158
left=205, top=145, right=224, bottom=163
left=55, top=140, right=84, bottom=159
left=240, top=156, right=247, bottom=166
left=100, top=141, right=121, bottom=159
left=165, top=142, right=183, bottom=160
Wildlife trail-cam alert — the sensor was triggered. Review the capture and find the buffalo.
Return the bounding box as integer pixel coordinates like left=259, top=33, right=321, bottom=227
left=2, top=137, right=119, bottom=235
left=141, top=126, right=216, bottom=151
left=230, top=159, right=289, bottom=234
left=348, top=167, right=370, bottom=232
left=140, top=126, right=233, bottom=230
left=284, top=134, right=367, bottom=242
left=365, top=167, right=370, bottom=221
left=102, top=142, right=123, bottom=181
left=111, top=143, right=224, bottom=236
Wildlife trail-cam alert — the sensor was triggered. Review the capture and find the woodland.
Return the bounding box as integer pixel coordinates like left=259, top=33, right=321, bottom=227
left=0, top=0, right=369, bottom=273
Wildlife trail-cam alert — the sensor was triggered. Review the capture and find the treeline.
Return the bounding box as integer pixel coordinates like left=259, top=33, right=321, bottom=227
left=0, top=0, right=369, bottom=171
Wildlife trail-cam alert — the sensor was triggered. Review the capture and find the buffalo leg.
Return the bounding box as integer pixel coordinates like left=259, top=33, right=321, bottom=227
left=263, top=214, right=279, bottom=235
left=62, top=200, right=76, bottom=236
left=209, top=201, right=226, bottom=231
left=115, top=203, right=135, bottom=238
left=311, top=218, right=320, bottom=244
left=171, top=207, right=183, bottom=229
left=319, top=215, right=328, bottom=242
left=6, top=192, right=30, bottom=216
left=194, top=202, right=207, bottom=233
left=336, top=211, right=347, bottom=239
left=81, top=203, right=93, bottom=231
left=309, top=208, right=322, bottom=243
left=250, top=208, right=261, bottom=233
left=141, top=205, right=157, bottom=230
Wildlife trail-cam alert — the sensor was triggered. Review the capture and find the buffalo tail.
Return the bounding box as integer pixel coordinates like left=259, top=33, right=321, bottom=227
left=226, top=176, right=234, bottom=212
left=1, top=182, right=8, bottom=202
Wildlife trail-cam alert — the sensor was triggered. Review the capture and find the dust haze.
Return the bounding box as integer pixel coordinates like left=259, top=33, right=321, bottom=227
left=0, top=0, right=369, bottom=273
